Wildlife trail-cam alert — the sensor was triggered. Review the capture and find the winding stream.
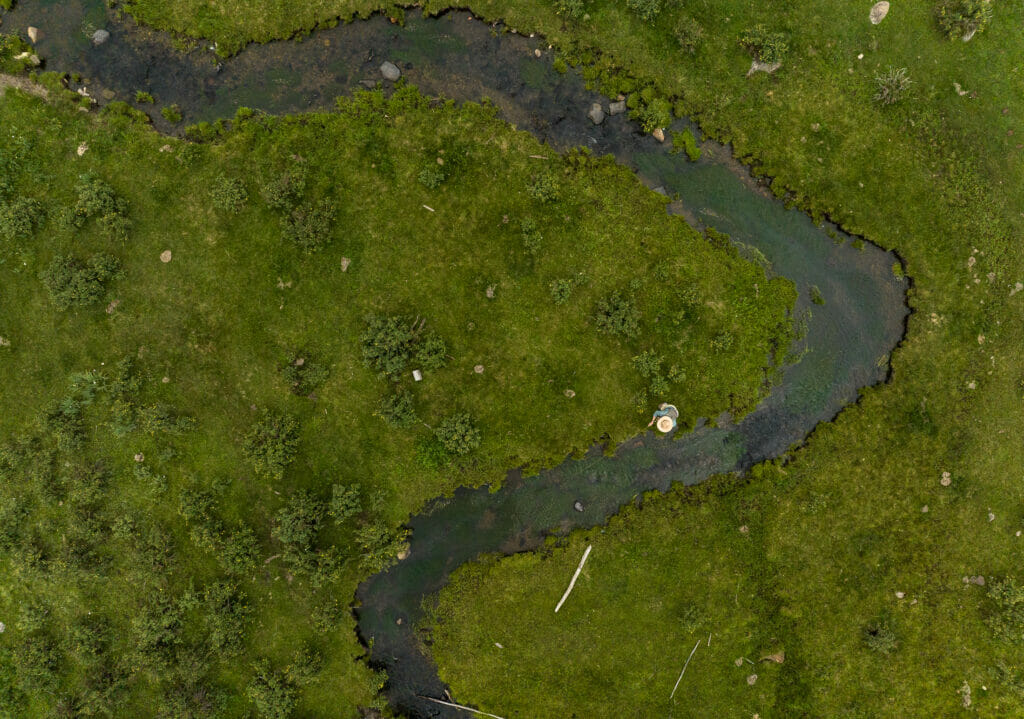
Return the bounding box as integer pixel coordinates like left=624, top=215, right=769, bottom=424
left=1, top=3, right=909, bottom=716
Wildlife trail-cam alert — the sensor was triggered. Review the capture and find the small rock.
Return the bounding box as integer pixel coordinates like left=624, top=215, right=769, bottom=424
left=474, top=364, right=484, bottom=374
left=162, top=376, right=170, bottom=383
left=869, top=1, right=890, bottom=25
left=134, top=453, right=144, bottom=462
left=160, top=250, right=172, bottom=263
left=941, top=471, right=952, bottom=486
left=921, top=505, right=929, bottom=513
left=485, top=285, right=496, bottom=298
left=494, top=642, right=504, bottom=648
left=380, top=61, right=401, bottom=81
left=652, top=128, right=666, bottom=143
left=747, top=674, right=758, bottom=686
left=652, top=186, right=668, bottom=196
left=573, top=501, right=584, bottom=512
left=341, top=257, right=351, bottom=272
left=27, top=54, right=41, bottom=67
left=747, top=60, right=781, bottom=77
left=360, top=79, right=378, bottom=89
left=734, top=657, right=744, bottom=667
left=587, top=102, right=605, bottom=125
left=989, top=512, right=996, bottom=522
left=564, top=389, right=575, bottom=398
left=91, top=29, right=110, bottom=46
left=0, top=622, right=4, bottom=633
left=294, top=357, right=305, bottom=367
left=397, top=548, right=410, bottom=560
left=159, top=144, right=172, bottom=153
left=105, top=299, right=120, bottom=314
left=608, top=100, right=627, bottom=116
left=762, top=651, right=785, bottom=664
left=895, top=591, right=905, bottom=599
left=77, top=142, right=88, bottom=156
left=533, top=48, right=541, bottom=58
left=27, top=26, right=39, bottom=43
left=739, top=525, right=750, bottom=535
left=0, top=337, right=9, bottom=348
left=970, top=575, right=986, bottom=586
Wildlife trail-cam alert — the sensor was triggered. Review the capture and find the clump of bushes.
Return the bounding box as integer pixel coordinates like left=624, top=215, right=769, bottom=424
left=595, top=290, right=641, bottom=338
left=242, top=411, right=299, bottom=481
left=360, top=314, right=448, bottom=377
left=435, top=412, right=481, bottom=455
left=376, top=391, right=418, bottom=428
left=874, top=67, right=912, bottom=106
left=210, top=174, right=248, bottom=213
left=935, top=0, right=993, bottom=39
left=73, top=173, right=131, bottom=239
left=281, top=199, right=336, bottom=252
left=40, top=254, right=121, bottom=310
left=629, top=91, right=673, bottom=133
left=329, top=483, right=362, bottom=523
left=280, top=352, right=329, bottom=396
left=626, top=0, right=662, bottom=22
left=521, top=218, right=543, bottom=257
left=261, top=166, right=307, bottom=211
left=160, top=104, right=182, bottom=123
left=134, top=91, right=154, bottom=104
left=740, top=25, right=789, bottom=65
left=988, top=577, right=1024, bottom=643
left=246, top=661, right=296, bottom=719
left=0, top=197, right=44, bottom=242
left=527, top=173, right=560, bottom=203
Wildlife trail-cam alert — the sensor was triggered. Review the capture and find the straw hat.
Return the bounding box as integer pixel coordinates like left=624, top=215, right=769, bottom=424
left=656, top=415, right=675, bottom=433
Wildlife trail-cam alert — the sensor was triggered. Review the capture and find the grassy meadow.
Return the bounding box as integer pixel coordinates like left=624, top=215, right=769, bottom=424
left=0, top=68, right=794, bottom=718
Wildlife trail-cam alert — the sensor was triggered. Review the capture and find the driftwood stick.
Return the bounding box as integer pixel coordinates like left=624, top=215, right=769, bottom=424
left=669, top=640, right=702, bottom=700
left=417, top=695, right=507, bottom=719
left=555, top=544, right=592, bottom=613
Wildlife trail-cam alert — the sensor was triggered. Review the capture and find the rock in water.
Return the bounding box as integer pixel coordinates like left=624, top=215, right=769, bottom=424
left=27, top=26, right=39, bottom=43
left=870, top=1, right=889, bottom=24
left=587, top=103, right=605, bottom=125
left=92, top=29, right=110, bottom=46
left=608, top=100, right=627, bottom=116
left=652, top=128, right=666, bottom=142
left=573, top=501, right=584, bottom=512
left=380, top=61, right=401, bottom=81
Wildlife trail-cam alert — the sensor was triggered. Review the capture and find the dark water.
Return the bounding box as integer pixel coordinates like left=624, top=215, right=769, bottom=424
left=1, top=3, right=909, bottom=716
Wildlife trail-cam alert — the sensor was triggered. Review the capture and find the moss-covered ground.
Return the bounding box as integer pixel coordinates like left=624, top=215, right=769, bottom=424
left=0, top=65, right=794, bottom=717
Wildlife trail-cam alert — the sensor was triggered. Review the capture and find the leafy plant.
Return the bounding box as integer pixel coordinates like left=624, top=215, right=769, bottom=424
left=740, top=25, right=789, bottom=65
left=527, top=173, right=560, bottom=203
left=554, top=0, right=586, bottom=20
left=632, top=97, right=672, bottom=133
left=134, top=91, right=154, bottom=104
left=521, top=218, right=543, bottom=256
left=0, top=197, right=43, bottom=242
left=415, top=330, right=448, bottom=370
left=675, top=16, right=705, bottom=55
left=281, top=199, right=336, bottom=252
left=672, top=129, right=702, bottom=161
left=246, top=661, right=296, bottom=719
left=355, top=520, right=408, bottom=571
left=862, top=618, right=899, bottom=654
left=550, top=278, right=574, bottom=305
left=40, top=254, right=121, bottom=310
left=626, top=0, right=662, bottom=22
left=988, top=577, right=1024, bottom=643
left=595, top=291, right=641, bottom=338
left=361, top=314, right=415, bottom=377
left=935, top=0, right=993, bottom=39
left=242, top=411, right=299, bottom=481
left=435, top=412, right=481, bottom=455
left=161, top=104, right=182, bottom=123
left=273, top=490, right=324, bottom=550
left=261, top=166, right=307, bottom=211
left=376, top=390, right=418, bottom=428
left=219, top=525, right=260, bottom=575
left=874, top=67, right=912, bottom=106
left=418, top=165, right=446, bottom=189
left=329, top=483, right=362, bottom=523
left=210, top=174, right=248, bottom=213
left=281, top=353, right=329, bottom=396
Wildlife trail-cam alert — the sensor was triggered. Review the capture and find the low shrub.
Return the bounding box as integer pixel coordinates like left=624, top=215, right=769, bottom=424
left=0, top=197, right=43, bottom=241
left=675, top=16, right=705, bottom=54
left=874, top=67, right=912, bottom=106
left=242, top=411, right=299, bottom=481
left=40, top=254, right=121, bottom=310
left=160, top=104, right=182, bottom=123
left=550, top=278, right=574, bottom=305
left=527, top=173, right=560, bottom=203
left=376, top=391, right=418, bottom=428
left=595, top=291, right=641, bottom=338
left=261, top=166, right=307, bottom=211
left=672, top=129, right=702, bottom=161
left=935, top=0, right=993, bottom=39
left=626, top=0, right=662, bottom=22
left=740, top=25, right=789, bottom=65
left=281, top=199, right=336, bottom=252
left=280, top=353, right=329, bottom=396
left=210, top=174, right=248, bottom=213
left=418, top=165, right=446, bottom=189
left=435, top=412, right=481, bottom=455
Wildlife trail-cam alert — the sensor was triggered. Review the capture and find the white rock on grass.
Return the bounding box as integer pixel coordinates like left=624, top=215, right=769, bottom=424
left=870, top=1, right=890, bottom=25
left=92, top=29, right=110, bottom=46
left=380, top=61, right=401, bottom=81
left=608, top=100, right=627, bottom=115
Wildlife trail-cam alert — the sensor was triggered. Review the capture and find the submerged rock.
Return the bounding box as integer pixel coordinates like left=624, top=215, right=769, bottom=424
left=27, top=26, right=39, bottom=43
left=380, top=61, right=401, bottom=81
left=573, top=501, right=584, bottom=512
left=870, top=1, right=889, bottom=25
left=608, top=100, right=627, bottom=116
left=587, top=103, right=605, bottom=125
left=92, top=29, right=110, bottom=46
left=652, top=128, right=666, bottom=142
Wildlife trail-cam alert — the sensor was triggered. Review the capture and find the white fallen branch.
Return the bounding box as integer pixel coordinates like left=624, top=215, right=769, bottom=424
left=555, top=544, right=592, bottom=613
left=422, top=205, right=435, bottom=212
left=418, top=695, right=506, bottom=719
left=669, top=640, right=702, bottom=699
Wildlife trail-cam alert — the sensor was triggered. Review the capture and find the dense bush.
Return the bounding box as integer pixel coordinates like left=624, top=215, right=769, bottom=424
left=242, top=411, right=299, bottom=481
left=418, top=165, right=446, bottom=189
left=281, top=199, right=336, bottom=252
left=355, top=520, right=408, bottom=571
left=40, top=254, right=121, bottom=310
left=0, top=34, right=34, bottom=74
left=204, top=581, right=251, bottom=655
left=527, top=173, right=560, bottom=203
left=594, top=291, right=641, bottom=338
left=281, top=353, right=329, bottom=396
left=329, top=483, right=362, bottom=523
left=740, top=25, right=789, bottom=65
left=626, top=0, right=662, bottom=22
left=554, top=0, right=586, bottom=20
left=632, top=97, right=673, bottom=133
left=675, top=16, right=705, bottom=54
left=672, top=129, right=702, bottom=161
left=0, top=197, right=43, bottom=242
left=376, top=390, right=418, bottom=428
left=261, top=167, right=307, bottom=212
left=988, top=577, right=1024, bottom=643
left=549, top=278, right=574, bottom=305
left=273, top=490, right=325, bottom=550
left=415, top=331, right=448, bottom=370
left=219, top=525, right=261, bottom=574
left=361, top=314, right=415, bottom=376
left=209, top=174, right=248, bottom=213
left=246, top=661, right=296, bottom=719
left=874, top=67, right=912, bottom=106
left=435, top=412, right=481, bottom=455
left=935, top=0, right=993, bottom=39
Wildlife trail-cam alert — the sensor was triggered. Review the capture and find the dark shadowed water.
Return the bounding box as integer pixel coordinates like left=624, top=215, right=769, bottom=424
left=1, top=3, right=909, bottom=716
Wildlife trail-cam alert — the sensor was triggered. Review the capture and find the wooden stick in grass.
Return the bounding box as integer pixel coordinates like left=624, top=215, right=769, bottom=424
left=555, top=544, right=592, bottom=613
left=418, top=695, right=507, bottom=719
left=669, top=640, right=702, bottom=700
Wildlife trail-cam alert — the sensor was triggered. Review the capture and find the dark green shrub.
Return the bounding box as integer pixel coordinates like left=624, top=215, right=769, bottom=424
left=311, top=600, right=344, bottom=633
left=204, top=582, right=251, bottom=655
left=521, top=218, right=543, bottom=256
left=527, top=173, right=560, bottom=203
left=672, top=129, right=702, bottom=161
left=874, top=67, right=912, bottom=106
left=554, top=0, right=586, bottom=20
left=73, top=174, right=123, bottom=226
left=285, top=645, right=322, bottom=686
left=261, top=167, right=307, bottom=212
left=675, top=16, right=705, bottom=54
left=550, top=278, right=574, bottom=305
left=632, top=97, right=672, bottom=133
left=281, top=353, right=329, bottom=396
left=210, top=174, right=248, bottom=213
left=415, top=330, right=448, bottom=370
left=936, top=0, right=993, bottom=39
left=435, top=412, right=481, bottom=455
left=376, top=391, right=418, bottom=428
left=862, top=618, right=899, bottom=654
left=740, top=25, right=789, bottom=64
left=632, top=350, right=663, bottom=378
left=219, top=525, right=260, bottom=574
left=361, top=314, right=415, bottom=377
left=329, top=483, right=362, bottom=523
left=355, top=520, right=407, bottom=571
left=988, top=577, right=1024, bottom=643
left=40, top=254, right=121, bottom=310
left=418, top=165, right=446, bottom=189
left=242, top=411, right=299, bottom=481
left=272, top=490, right=324, bottom=550
left=626, top=0, right=662, bottom=22
left=0, top=197, right=43, bottom=241
left=69, top=615, right=110, bottom=657
left=160, top=104, right=182, bottom=123
left=414, top=435, right=450, bottom=469
left=595, top=291, right=641, bottom=338
left=281, top=199, right=336, bottom=252
left=134, top=91, right=154, bottom=104
left=246, top=661, right=296, bottom=719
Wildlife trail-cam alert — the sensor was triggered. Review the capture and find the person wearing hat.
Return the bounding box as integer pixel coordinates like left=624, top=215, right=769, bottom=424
left=647, top=403, right=679, bottom=433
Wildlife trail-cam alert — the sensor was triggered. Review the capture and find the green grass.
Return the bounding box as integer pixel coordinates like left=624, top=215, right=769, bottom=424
left=0, top=79, right=793, bottom=717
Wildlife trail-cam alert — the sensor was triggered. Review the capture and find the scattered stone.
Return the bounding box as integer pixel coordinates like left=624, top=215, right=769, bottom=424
left=869, top=1, right=890, bottom=25
left=474, top=364, right=484, bottom=374
left=533, top=48, right=541, bottom=58
left=761, top=651, right=785, bottom=664
left=652, top=186, right=668, bottom=196
left=988, top=512, right=996, bottom=522
left=105, top=299, right=120, bottom=314
left=0, top=337, right=10, bottom=347
left=380, top=61, right=401, bottom=81
left=953, top=81, right=968, bottom=97
left=134, top=453, right=144, bottom=463
left=27, top=26, right=39, bottom=43
left=91, top=29, right=110, bottom=46
left=608, top=100, right=626, bottom=116
left=747, top=60, right=781, bottom=77
left=159, top=144, right=172, bottom=153
left=587, top=102, right=605, bottom=125
left=895, top=591, right=905, bottom=599
left=967, top=255, right=976, bottom=268
left=160, top=250, right=172, bottom=263
left=294, top=357, right=305, bottom=367
left=573, top=501, right=584, bottom=512
left=1014, top=282, right=1024, bottom=297
left=162, top=376, right=170, bottom=383
left=485, top=285, right=496, bottom=298
left=494, top=642, right=504, bottom=649
left=978, top=334, right=985, bottom=344
left=734, top=657, right=744, bottom=667
left=652, top=128, right=666, bottom=143
left=921, top=505, right=929, bottom=513
left=396, top=617, right=403, bottom=625
left=739, top=525, right=750, bottom=535
left=747, top=674, right=758, bottom=686
left=964, top=575, right=985, bottom=586
left=360, top=79, right=378, bottom=89
left=0, top=622, right=4, bottom=633
left=564, top=389, right=575, bottom=398
left=76, top=142, right=88, bottom=156
left=967, top=381, right=976, bottom=390
left=397, top=548, right=410, bottom=560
